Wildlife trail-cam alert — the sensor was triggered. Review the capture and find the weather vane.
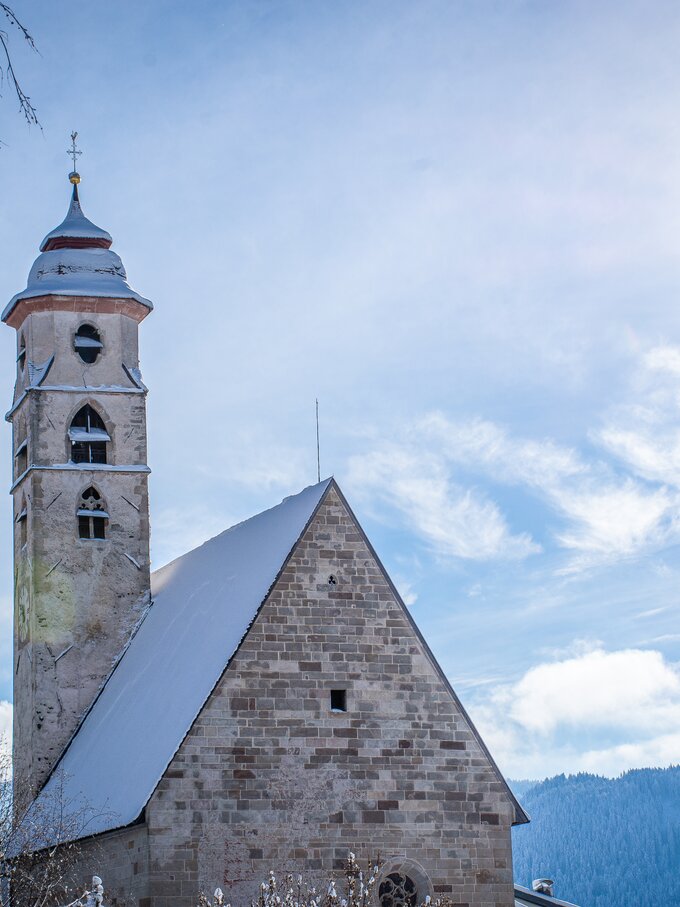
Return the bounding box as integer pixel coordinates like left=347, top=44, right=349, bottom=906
left=68, top=131, right=82, bottom=184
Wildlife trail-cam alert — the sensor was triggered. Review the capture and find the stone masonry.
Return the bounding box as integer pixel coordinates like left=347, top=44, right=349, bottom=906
left=83, top=484, right=519, bottom=907
left=10, top=304, right=151, bottom=793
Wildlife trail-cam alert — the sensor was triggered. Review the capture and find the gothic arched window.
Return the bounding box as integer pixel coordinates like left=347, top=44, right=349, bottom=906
left=69, top=405, right=109, bottom=464
left=77, top=486, right=108, bottom=540
left=74, top=324, right=103, bottom=364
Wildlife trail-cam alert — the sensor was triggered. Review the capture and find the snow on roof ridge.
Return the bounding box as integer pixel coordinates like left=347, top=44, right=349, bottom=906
left=32, top=477, right=333, bottom=843
left=153, top=477, right=334, bottom=574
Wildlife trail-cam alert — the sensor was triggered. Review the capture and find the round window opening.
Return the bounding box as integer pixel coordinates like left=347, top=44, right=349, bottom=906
left=379, top=874, right=418, bottom=907
left=74, top=324, right=103, bottom=364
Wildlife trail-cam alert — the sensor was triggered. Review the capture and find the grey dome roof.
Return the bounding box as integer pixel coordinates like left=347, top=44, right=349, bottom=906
left=3, top=181, right=152, bottom=323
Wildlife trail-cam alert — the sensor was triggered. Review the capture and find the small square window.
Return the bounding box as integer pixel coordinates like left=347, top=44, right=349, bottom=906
left=330, top=689, right=347, bottom=712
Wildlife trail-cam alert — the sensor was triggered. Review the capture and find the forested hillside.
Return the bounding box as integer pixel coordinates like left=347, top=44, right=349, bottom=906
left=511, top=766, right=680, bottom=907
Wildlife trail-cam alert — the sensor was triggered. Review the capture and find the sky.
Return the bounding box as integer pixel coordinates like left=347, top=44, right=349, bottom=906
left=1, top=0, right=680, bottom=781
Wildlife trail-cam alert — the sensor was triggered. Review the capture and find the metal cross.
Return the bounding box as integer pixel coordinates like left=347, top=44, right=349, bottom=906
left=68, top=131, right=82, bottom=171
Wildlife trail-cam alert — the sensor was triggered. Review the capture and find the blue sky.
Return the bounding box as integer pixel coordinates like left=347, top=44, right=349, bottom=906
left=1, top=1, right=680, bottom=779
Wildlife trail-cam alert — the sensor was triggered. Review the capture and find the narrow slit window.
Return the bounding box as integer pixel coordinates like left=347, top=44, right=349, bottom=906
left=16, top=504, right=27, bottom=547
left=77, top=486, right=108, bottom=540
left=74, top=324, right=103, bottom=364
left=69, top=405, right=109, bottom=464
left=330, top=689, right=347, bottom=713
left=15, top=437, right=28, bottom=476
left=17, top=334, right=26, bottom=371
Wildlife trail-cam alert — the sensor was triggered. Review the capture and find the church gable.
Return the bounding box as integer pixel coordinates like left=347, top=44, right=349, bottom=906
left=29, top=479, right=333, bottom=840
left=146, top=483, right=521, bottom=906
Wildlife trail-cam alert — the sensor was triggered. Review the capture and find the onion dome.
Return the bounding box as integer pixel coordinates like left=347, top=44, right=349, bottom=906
left=3, top=177, right=152, bottom=325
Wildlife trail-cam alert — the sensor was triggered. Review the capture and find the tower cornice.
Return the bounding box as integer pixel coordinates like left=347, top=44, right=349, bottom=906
left=3, top=294, right=152, bottom=330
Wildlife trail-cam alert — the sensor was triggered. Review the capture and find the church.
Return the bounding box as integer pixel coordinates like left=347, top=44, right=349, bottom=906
left=7, top=162, right=531, bottom=907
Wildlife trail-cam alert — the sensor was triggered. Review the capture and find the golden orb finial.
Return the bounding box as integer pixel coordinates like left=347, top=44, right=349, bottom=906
left=69, top=171, right=81, bottom=185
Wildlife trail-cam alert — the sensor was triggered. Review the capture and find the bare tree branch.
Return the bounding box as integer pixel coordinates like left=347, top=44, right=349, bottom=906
left=0, top=3, right=39, bottom=130
left=0, top=747, right=110, bottom=907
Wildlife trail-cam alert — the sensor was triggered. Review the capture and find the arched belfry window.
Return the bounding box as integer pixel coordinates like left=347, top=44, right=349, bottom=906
left=77, top=486, right=108, bottom=540
left=69, top=405, right=109, bottom=464
left=74, top=324, right=103, bottom=364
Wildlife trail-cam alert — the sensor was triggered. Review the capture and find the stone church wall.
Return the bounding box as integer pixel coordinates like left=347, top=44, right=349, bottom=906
left=140, top=488, right=516, bottom=907
left=67, top=824, right=151, bottom=907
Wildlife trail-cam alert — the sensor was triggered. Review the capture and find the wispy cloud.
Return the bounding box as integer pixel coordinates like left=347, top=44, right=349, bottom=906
left=393, top=574, right=418, bottom=607
left=421, top=409, right=680, bottom=568
left=346, top=446, right=539, bottom=561
left=419, top=413, right=586, bottom=488
left=347, top=375, right=680, bottom=571
left=553, top=482, right=676, bottom=568
left=597, top=344, right=680, bottom=488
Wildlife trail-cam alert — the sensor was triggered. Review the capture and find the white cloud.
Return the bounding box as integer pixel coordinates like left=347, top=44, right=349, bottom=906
left=470, top=645, right=680, bottom=778
left=346, top=446, right=539, bottom=561
left=645, top=345, right=680, bottom=377
left=501, top=646, right=680, bottom=733
left=578, top=733, right=680, bottom=776
left=553, top=482, right=676, bottom=563
left=393, top=574, right=418, bottom=607
left=598, top=425, right=680, bottom=488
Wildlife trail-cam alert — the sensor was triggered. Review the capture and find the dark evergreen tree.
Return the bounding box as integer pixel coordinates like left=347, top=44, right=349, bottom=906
left=510, top=766, right=680, bottom=907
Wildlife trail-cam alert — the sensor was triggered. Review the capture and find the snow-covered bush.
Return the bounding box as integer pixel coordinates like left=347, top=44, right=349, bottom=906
left=59, top=876, right=105, bottom=907
left=197, top=854, right=454, bottom=907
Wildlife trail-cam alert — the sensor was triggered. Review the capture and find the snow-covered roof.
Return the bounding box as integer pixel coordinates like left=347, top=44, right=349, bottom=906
left=39, top=187, right=112, bottom=251
left=3, top=182, right=152, bottom=323
left=514, top=885, right=580, bottom=907
left=33, top=478, right=332, bottom=842
left=2, top=248, right=153, bottom=320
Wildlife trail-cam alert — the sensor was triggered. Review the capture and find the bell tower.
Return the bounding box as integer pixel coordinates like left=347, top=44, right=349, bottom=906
left=5, top=148, right=153, bottom=794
